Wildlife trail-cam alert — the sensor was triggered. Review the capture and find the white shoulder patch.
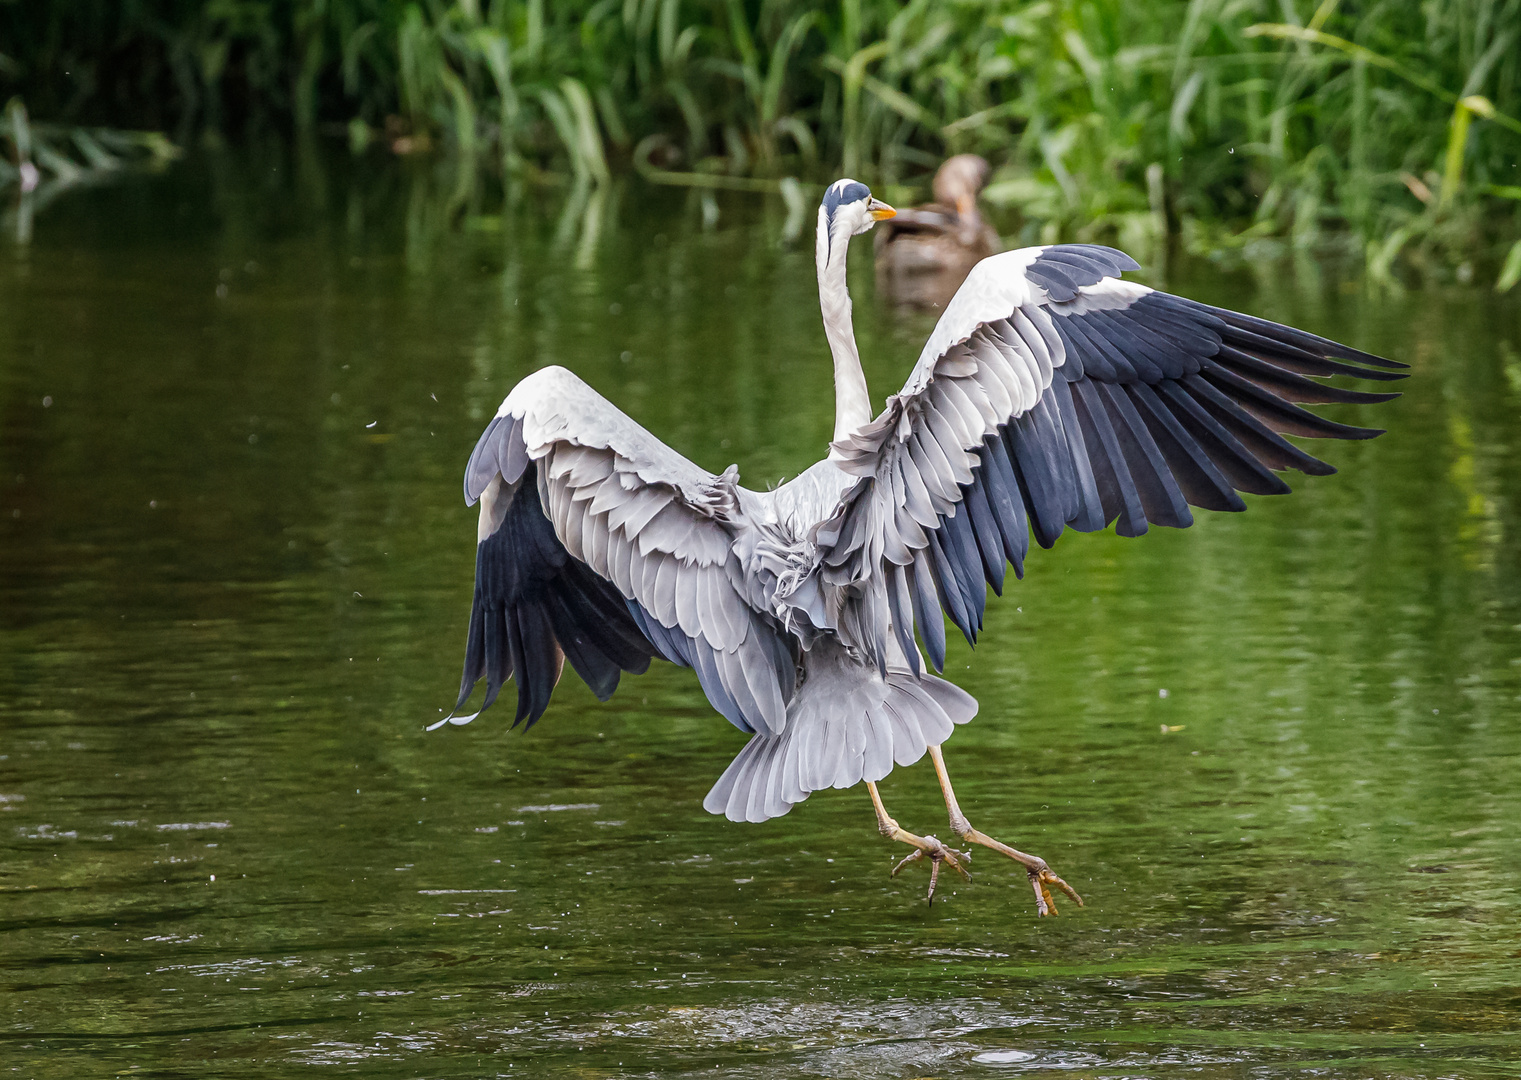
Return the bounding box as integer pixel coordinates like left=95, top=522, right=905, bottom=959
left=1046, top=277, right=1153, bottom=317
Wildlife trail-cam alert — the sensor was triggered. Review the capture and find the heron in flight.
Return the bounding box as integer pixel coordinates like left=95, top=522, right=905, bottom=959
left=438, top=179, right=1404, bottom=914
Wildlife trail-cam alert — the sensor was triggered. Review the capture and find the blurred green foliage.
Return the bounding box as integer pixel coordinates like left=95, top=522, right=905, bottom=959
left=2, top=0, right=1520, bottom=280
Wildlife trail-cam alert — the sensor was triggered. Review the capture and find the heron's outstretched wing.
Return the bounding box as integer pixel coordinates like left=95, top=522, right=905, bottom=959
left=816, top=244, right=1406, bottom=674
left=448, top=365, right=796, bottom=734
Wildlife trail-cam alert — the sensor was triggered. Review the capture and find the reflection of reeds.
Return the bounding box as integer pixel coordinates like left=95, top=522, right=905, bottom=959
left=5, top=1, right=1521, bottom=278
left=2, top=97, right=181, bottom=241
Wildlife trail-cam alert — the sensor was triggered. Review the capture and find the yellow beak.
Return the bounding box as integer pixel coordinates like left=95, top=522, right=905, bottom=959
left=868, top=197, right=897, bottom=220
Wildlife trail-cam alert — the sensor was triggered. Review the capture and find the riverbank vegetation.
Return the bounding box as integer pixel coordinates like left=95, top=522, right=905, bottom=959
left=3, top=1, right=1520, bottom=286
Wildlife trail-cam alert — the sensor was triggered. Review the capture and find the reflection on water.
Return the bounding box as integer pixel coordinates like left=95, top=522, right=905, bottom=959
left=2, top=147, right=1520, bottom=1078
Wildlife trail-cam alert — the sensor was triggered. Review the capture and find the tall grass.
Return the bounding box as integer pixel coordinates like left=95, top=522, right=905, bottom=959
left=3, top=1, right=1520, bottom=281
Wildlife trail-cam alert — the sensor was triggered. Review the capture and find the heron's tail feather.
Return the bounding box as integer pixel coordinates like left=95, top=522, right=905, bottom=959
left=702, top=644, right=976, bottom=823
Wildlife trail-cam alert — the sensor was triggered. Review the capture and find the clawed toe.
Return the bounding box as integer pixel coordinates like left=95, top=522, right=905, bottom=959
left=1024, top=858, right=1083, bottom=917
left=890, top=836, right=972, bottom=904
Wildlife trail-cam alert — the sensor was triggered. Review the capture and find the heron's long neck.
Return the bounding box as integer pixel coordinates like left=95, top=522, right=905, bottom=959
left=817, top=232, right=872, bottom=446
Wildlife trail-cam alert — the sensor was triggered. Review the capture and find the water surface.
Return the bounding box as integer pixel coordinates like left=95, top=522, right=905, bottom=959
left=3, top=151, right=1520, bottom=1078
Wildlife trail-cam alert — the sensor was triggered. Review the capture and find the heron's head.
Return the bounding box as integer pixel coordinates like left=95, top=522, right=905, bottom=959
left=817, top=179, right=895, bottom=269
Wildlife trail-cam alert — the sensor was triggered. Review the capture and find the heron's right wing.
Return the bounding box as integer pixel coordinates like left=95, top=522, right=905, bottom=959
left=446, top=366, right=796, bottom=736
left=815, top=245, right=1406, bottom=674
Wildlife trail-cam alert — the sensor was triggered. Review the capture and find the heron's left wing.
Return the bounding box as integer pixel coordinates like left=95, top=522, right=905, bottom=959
left=447, top=365, right=797, bottom=737
left=815, top=244, right=1406, bottom=674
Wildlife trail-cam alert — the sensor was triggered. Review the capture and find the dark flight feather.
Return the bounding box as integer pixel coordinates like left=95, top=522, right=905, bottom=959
left=454, top=460, right=655, bottom=728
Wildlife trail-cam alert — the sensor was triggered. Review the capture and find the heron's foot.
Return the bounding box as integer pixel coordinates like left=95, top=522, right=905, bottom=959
left=865, top=780, right=971, bottom=905
left=949, top=816, right=1082, bottom=917
left=883, top=824, right=972, bottom=905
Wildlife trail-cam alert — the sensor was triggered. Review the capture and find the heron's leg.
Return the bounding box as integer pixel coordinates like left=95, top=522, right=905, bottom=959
left=927, top=744, right=1083, bottom=917
left=865, top=780, right=971, bottom=905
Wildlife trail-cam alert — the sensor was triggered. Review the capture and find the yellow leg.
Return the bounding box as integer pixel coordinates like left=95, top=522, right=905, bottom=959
left=866, top=780, right=971, bottom=904
left=927, top=744, right=1083, bottom=917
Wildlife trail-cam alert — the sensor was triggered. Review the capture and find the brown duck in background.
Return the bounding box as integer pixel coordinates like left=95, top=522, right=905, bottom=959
left=875, top=154, right=1000, bottom=307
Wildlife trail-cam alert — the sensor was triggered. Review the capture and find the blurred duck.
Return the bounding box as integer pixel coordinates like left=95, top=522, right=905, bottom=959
left=875, top=155, right=1000, bottom=305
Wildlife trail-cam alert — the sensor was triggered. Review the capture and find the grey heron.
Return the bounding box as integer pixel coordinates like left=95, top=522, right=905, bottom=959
left=440, top=178, right=1404, bottom=914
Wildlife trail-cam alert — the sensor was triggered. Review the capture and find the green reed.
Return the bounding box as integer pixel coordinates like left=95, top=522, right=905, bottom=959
left=3, top=0, right=1520, bottom=282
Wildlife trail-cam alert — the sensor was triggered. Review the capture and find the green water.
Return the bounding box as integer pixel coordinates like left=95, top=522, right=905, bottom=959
left=3, top=152, right=1520, bottom=1078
